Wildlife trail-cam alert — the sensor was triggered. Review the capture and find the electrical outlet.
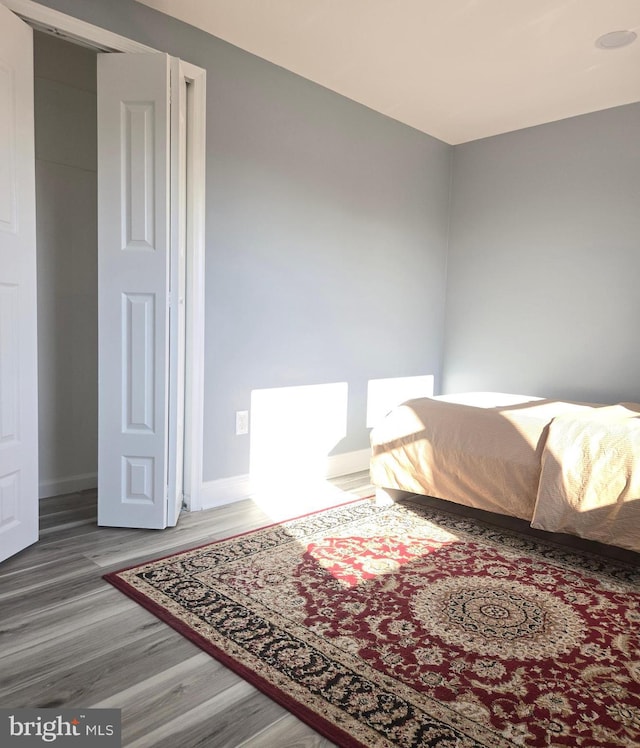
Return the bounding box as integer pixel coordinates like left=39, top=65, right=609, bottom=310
left=235, top=410, right=249, bottom=435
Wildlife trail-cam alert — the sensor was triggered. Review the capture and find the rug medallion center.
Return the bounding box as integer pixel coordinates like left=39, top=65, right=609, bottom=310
left=411, top=576, right=585, bottom=659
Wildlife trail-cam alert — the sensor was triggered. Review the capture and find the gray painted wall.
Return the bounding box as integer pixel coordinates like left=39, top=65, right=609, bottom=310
left=34, top=32, right=98, bottom=494
left=37, top=0, right=451, bottom=482
left=443, top=103, right=640, bottom=404
left=204, top=51, right=450, bottom=476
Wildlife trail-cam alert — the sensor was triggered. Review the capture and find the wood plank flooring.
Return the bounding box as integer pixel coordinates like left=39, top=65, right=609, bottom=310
left=0, top=472, right=373, bottom=748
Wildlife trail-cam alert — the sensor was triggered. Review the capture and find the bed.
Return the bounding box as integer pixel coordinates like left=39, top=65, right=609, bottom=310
left=369, top=392, right=640, bottom=553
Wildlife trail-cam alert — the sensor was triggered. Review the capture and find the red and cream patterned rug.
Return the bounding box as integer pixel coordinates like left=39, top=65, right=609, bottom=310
left=104, top=498, right=640, bottom=747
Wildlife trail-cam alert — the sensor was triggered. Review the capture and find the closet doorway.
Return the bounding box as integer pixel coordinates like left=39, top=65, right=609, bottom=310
left=1, top=1, right=206, bottom=561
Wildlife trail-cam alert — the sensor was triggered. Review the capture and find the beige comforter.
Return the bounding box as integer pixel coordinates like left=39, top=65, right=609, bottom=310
left=532, top=403, right=640, bottom=551
left=370, top=393, right=640, bottom=552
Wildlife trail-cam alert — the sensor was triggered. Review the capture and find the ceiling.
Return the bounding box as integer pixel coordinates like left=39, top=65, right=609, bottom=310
left=135, top=0, right=640, bottom=144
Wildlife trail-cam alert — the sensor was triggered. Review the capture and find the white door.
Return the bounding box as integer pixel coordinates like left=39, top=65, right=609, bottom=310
left=0, top=5, right=39, bottom=562
left=97, top=53, right=185, bottom=529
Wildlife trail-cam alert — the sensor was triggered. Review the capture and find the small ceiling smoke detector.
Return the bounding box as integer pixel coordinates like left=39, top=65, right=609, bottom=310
left=595, top=30, right=637, bottom=49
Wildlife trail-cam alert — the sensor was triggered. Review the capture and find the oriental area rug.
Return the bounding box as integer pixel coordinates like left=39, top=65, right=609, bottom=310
left=104, top=499, right=640, bottom=748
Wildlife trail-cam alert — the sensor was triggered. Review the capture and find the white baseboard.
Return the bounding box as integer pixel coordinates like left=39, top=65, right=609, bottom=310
left=198, top=473, right=252, bottom=510
left=197, top=448, right=371, bottom=511
left=324, top=448, right=371, bottom=479
left=39, top=472, right=98, bottom=499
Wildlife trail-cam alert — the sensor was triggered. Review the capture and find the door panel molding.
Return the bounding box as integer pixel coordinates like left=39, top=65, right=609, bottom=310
left=123, top=292, right=156, bottom=433
left=122, top=101, right=158, bottom=251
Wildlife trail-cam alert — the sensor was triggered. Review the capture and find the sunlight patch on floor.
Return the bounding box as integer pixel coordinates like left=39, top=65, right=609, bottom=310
left=249, top=475, right=362, bottom=523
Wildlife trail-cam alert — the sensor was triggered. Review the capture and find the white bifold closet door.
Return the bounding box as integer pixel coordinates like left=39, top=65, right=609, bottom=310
left=97, top=53, right=186, bottom=529
left=0, top=5, right=39, bottom=563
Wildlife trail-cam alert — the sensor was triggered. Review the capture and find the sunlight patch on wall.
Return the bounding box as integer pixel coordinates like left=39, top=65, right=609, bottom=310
left=249, top=382, right=349, bottom=513
left=367, top=375, right=434, bottom=429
